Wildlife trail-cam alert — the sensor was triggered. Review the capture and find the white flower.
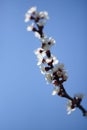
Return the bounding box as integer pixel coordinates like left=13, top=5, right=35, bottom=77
left=39, top=65, right=46, bottom=75
left=42, top=44, right=50, bottom=51
left=39, top=11, right=49, bottom=19
left=67, top=107, right=76, bottom=115
left=41, top=36, right=49, bottom=43
left=52, top=63, right=64, bottom=73
left=37, top=20, right=46, bottom=26
left=45, top=55, right=58, bottom=65
left=45, top=73, right=52, bottom=84
left=45, top=57, right=52, bottom=63
left=67, top=100, right=76, bottom=115
left=34, top=48, right=59, bottom=67
left=41, top=36, right=55, bottom=44
left=52, top=56, right=59, bottom=65
left=52, top=86, right=59, bottom=95
left=49, top=37, right=56, bottom=45
left=42, top=43, right=54, bottom=51
left=34, top=48, right=46, bottom=66
left=34, top=48, right=46, bottom=57
left=24, top=13, right=31, bottom=22
left=37, top=55, right=43, bottom=65
left=34, top=32, right=41, bottom=39
left=27, top=6, right=37, bottom=14
left=27, top=23, right=34, bottom=31
left=40, top=36, right=55, bottom=50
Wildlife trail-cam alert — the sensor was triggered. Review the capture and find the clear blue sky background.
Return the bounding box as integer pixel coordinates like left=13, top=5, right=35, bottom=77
left=0, top=0, right=87, bottom=130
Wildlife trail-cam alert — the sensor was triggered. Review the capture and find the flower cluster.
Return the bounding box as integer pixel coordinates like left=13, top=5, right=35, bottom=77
left=25, top=6, right=87, bottom=116
left=67, top=94, right=84, bottom=114
left=25, top=6, right=49, bottom=37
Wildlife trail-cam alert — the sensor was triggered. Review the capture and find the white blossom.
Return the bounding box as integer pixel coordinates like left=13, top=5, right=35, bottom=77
left=24, top=13, right=31, bottom=22
left=39, top=65, right=46, bottom=75
left=67, top=100, right=76, bottom=115
left=41, top=36, right=55, bottom=44
left=34, top=48, right=46, bottom=57
left=42, top=43, right=53, bottom=51
left=37, top=20, right=46, bottom=26
left=34, top=48, right=46, bottom=66
left=42, top=44, right=50, bottom=51
left=27, top=23, right=34, bottom=31
left=39, top=11, right=49, bottom=19
left=27, top=6, right=37, bottom=14
left=52, top=63, right=64, bottom=73
left=52, top=86, right=59, bottom=95
left=45, top=73, right=53, bottom=84
left=45, top=55, right=58, bottom=65
left=40, top=37, right=55, bottom=50
left=52, top=56, right=59, bottom=65
left=49, top=37, right=56, bottom=44
left=41, top=36, right=49, bottom=43
left=35, top=49, right=59, bottom=66
left=34, top=32, right=41, bottom=39
left=45, top=58, right=50, bottom=64
left=37, top=55, right=43, bottom=66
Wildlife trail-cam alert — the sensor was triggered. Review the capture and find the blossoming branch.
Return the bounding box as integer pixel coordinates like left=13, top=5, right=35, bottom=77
left=24, top=6, right=87, bottom=116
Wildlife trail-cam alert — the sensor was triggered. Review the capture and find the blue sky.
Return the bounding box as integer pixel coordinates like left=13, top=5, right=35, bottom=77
left=0, top=0, right=87, bottom=130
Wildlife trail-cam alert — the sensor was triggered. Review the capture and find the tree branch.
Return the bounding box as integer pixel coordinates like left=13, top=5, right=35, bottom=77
left=25, top=6, right=87, bottom=116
